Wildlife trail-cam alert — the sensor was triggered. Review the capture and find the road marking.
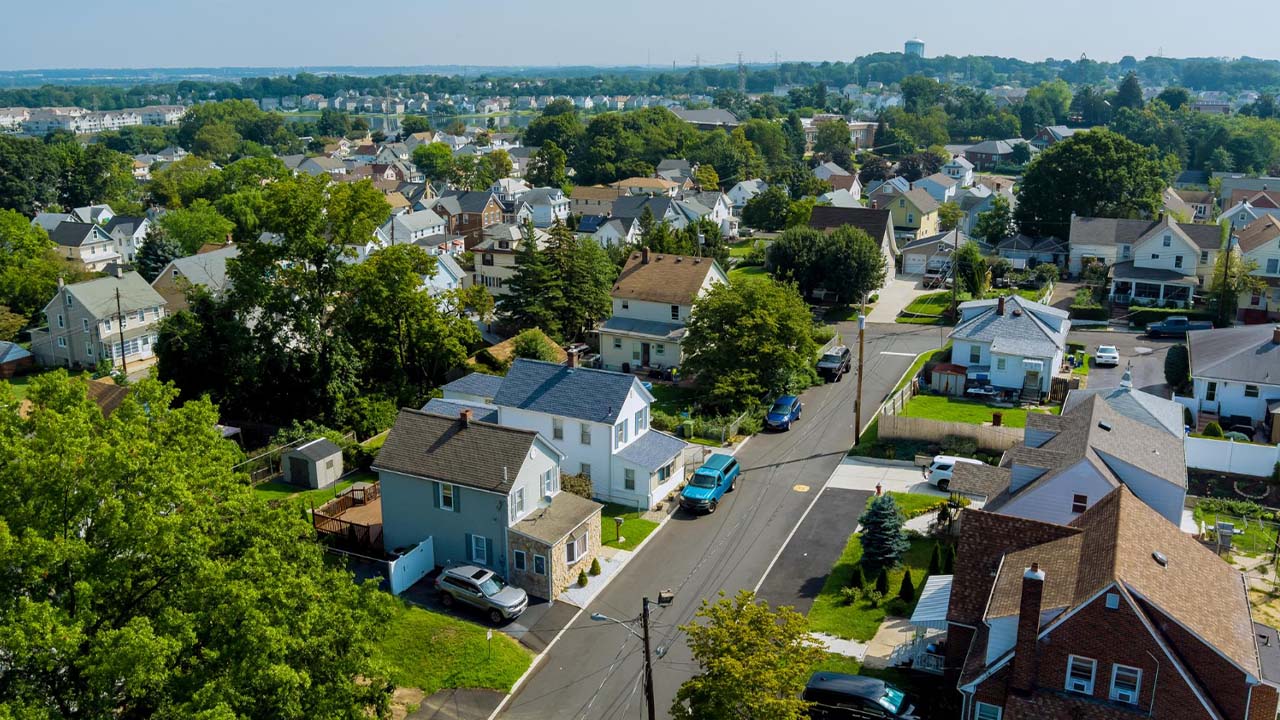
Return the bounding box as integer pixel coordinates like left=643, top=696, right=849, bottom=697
left=879, top=351, right=918, bottom=357
left=793, top=484, right=810, bottom=492
left=754, top=484, right=829, bottom=594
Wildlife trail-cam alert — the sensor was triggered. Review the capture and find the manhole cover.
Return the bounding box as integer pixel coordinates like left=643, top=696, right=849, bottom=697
left=793, top=484, right=810, bottom=493
left=1133, top=347, right=1153, bottom=356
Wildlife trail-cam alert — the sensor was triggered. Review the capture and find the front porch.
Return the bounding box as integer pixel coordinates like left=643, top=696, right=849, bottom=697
left=881, top=574, right=952, bottom=674
left=1108, top=261, right=1197, bottom=309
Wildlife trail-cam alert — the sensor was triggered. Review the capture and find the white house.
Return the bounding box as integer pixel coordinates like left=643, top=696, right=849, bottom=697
left=521, top=187, right=570, bottom=227
left=1234, top=215, right=1280, bottom=321
left=914, top=172, right=959, bottom=205
left=380, top=209, right=447, bottom=244
left=598, top=249, right=728, bottom=372
left=441, top=357, right=690, bottom=510
left=948, top=295, right=1070, bottom=400
left=424, top=253, right=468, bottom=295
left=1068, top=216, right=1223, bottom=306
left=941, top=155, right=974, bottom=187
left=1186, top=324, right=1280, bottom=427
left=103, top=215, right=150, bottom=264
left=727, top=179, right=767, bottom=209
left=812, top=162, right=851, bottom=183
left=592, top=217, right=641, bottom=247
left=29, top=272, right=166, bottom=371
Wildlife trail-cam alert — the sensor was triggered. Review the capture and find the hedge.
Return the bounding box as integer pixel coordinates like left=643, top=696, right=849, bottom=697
left=1126, top=307, right=1214, bottom=327
left=1069, top=305, right=1110, bottom=321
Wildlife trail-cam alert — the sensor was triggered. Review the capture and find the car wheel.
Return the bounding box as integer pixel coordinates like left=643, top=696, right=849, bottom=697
left=489, top=609, right=504, bottom=625
left=938, top=478, right=950, bottom=491
left=440, top=592, right=454, bottom=608
left=729, top=476, right=737, bottom=492
left=708, top=500, right=718, bottom=514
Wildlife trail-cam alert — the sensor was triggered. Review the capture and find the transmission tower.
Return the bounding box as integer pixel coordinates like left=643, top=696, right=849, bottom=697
left=737, top=52, right=746, bottom=93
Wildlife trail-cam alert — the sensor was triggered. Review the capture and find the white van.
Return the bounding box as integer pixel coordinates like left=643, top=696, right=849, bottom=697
left=923, top=455, right=986, bottom=489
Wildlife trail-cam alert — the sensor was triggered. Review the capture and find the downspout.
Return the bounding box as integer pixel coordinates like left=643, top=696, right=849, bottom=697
left=1145, top=650, right=1160, bottom=717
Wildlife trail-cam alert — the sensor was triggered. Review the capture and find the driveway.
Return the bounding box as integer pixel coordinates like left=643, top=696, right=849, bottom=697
left=827, top=457, right=950, bottom=496
left=865, top=275, right=934, bottom=324
left=1069, top=329, right=1177, bottom=397
left=754, top=487, right=871, bottom=615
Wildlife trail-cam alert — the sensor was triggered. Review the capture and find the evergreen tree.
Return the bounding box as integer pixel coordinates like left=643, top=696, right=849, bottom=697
left=498, top=227, right=562, bottom=336
left=875, top=567, right=889, bottom=595
left=848, top=564, right=865, bottom=589
left=135, top=226, right=184, bottom=282
left=1114, top=71, right=1144, bottom=112
left=859, top=494, right=910, bottom=575
left=927, top=542, right=943, bottom=577
left=544, top=222, right=616, bottom=342
left=898, top=569, right=916, bottom=604
left=783, top=111, right=806, bottom=161
left=943, top=545, right=956, bottom=574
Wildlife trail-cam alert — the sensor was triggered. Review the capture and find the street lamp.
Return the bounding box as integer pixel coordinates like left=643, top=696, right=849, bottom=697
left=589, top=590, right=675, bottom=720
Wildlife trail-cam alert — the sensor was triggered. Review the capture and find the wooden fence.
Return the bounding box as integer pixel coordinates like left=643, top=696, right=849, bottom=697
left=878, top=414, right=1026, bottom=451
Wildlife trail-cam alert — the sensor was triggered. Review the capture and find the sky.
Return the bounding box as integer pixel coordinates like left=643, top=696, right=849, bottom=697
left=2, top=0, right=1279, bottom=71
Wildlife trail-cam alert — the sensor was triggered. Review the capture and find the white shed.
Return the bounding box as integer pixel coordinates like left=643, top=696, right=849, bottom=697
left=284, top=438, right=344, bottom=489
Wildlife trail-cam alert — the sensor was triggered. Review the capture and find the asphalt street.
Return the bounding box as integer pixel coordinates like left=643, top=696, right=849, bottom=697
left=1068, top=329, right=1179, bottom=397
left=754, top=487, right=872, bottom=614
left=497, top=324, right=943, bottom=720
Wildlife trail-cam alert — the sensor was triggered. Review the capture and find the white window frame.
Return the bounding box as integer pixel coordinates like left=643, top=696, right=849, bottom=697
left=634, top=407, right=646, bottom=432
left=514, top=550, right=527, bottom=572
left=580, top=462, right=591, bottom=479
left=1066, top=655, right=1096, bottom=695
left=57, top=336, right=66, bottom=348
left=612, top=336, right=622, bottom=349
left=580, top=422, right=591, bottom=445
left=1109, top=664, right=1141, bottom=704
left=566, top=531, right=587, bottom=564
left=81, top=318, right=89, bottom=333
left=512, top=487, right=525, bottom=518
left=624, top=468, right=636, bottom=491
left=552, top=417, right=564, bottom=440
left=471, top=535, right=488, bottom=565
left=974, top=703, right=1002, bottom=720
left=615, top=421, right=627, bottom=448
left=969, top=345, right=981, bottom=364
left=440, top=483, right=455, bottom=511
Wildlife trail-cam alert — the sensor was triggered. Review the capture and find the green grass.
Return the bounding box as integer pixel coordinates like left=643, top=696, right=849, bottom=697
left=887, top=492, right=948, bottom=520
left=252, top=473, right=375, bottom=506
left=901, top=292, right=955, bottom=318
left=363, top=431, right=389, bottom=451
left=894, top=347, right=950, bottom=393
left=1194, top=506, right=1279, bottom=556
left=1073, top=355, right=1092, bottom=376
left=898, top=395, right=1053, bottom=429
left=812, top=653, right=863, bottom=676
left=849, top=417, right=881, bottom=457
left=599, top=502, right=660, bottom=552
left=648, top=383, right=697, bottom=415
left=687, top=436, right=724, bottom=447
left=372, top=598, right=533, bottom=695
left=808, top=536, right=936, bottom=641
left=728, top=265, right=769, bottom=283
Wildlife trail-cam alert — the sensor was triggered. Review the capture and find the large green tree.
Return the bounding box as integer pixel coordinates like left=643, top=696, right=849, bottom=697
left=0, top=136, right=60, bottom=214
left=971, top=194, right=1017, bottom=244
left=134, top=226, right=184, bottom=282
left=157, top=199, right=234, bottom=254
left=767, top=225, right=886, bottom=304
left=411, top=142, right=454, bottom=182
left=0, top=209, right=88, bottom=322
left=741, top=185, right=791, bottom=232
left=953, top=240, right=990, bottom=297
left=498, top=227, right=564, bottom=337
left=859, top=494, right=910, bottom=575
left=0, top=372, right=393, bottom=718
left=1014, top=129, right=1172, bottom=237
left=525, top=141, right=568, bottom=188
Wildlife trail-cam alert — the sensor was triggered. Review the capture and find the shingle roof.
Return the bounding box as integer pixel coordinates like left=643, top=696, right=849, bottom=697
left=442, top=372, right=505, bottom=399
left=612, top=252, right=723, bottom=306
left=158, top=245, right=239, bottom=294
left=1062, top=382, right=1184, bottom=437
left=1188, top=323, right=1280, bottom=385
left=921, top=171, right=958, bottom=188
left=49, top=222, right=107, bottom=248
left=669, top=108, right=739, bottom=126
left=995, top=233, right=1065, bottom=254
left=375, top=409, right=540, bottom=494
left=600, top=316, right=686, bottom=341
left=32, top=212, right=71, bottom=232
left=493, top=359, right=642, bottom=425
left=1108, top=260, right=1198, bottom=284
left=1237, top=214, right=1280, bottom=254
left=616, top=430, right=687, bottom=471
left=58, top=272, right=165, bottom=318
left=571, top=185, right=624, bottom=202
left=950, top=294, right=1067, bottom=359
left=421, top=398, right=498, bottom=424
left=0, top=341, right=32, bottom=365
left=436, top=191, right=495, bottom=214
left=807, top=206, right=893, bottom=239
left=1069, top=215, right=1222, bottom=250
left=294, top=438, right=343, bottom=462
left=512, top=491, right=602, bottom=544
left=521, top=187, right=565, bottom=205
left=104, top=215, right=146, bottom=236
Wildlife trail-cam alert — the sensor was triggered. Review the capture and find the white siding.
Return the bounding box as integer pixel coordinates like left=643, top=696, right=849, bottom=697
left=998, top=460, right=1117, bottom=525
left=1092, top=451, right=1185, bottom=525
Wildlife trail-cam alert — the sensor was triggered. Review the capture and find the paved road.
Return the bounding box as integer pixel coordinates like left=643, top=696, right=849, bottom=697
left=755, top=487, right=871, bottom=614
left=1068, top=329, right=1179, bottom=397
left=497, top=325, right=942, bottom=720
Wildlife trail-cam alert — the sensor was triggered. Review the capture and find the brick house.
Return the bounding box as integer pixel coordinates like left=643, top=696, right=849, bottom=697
left=944, top=487, right=1280, bottom=719
left=431, top=191, right=503, bottom=249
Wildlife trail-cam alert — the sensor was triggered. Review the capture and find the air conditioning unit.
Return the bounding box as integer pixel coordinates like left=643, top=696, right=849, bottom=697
left=1113, top=688, right=1136, bottom=704
left=1067, top=678, right=1090, bottom=693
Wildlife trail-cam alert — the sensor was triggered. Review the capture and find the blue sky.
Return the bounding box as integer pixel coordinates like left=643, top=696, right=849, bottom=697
left=2, top=0, right=1277, bottom=70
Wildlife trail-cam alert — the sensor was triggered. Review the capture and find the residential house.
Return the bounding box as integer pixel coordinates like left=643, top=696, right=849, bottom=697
left=864, top=176, right=911, bottom=198
left=943, top=487, right=1278, bottom=720
left=656, top=159, right=694, bottom=187
left=521, top=187, right=570, bottom=227
left=508, top=146, right=536, bottom=179
left=1174, top=169, right=1210, bottom=189
left=0, top=341, right=33, bottom=379
left=1029, top=124, right=1078, bottom=150
left=570, top=185, right=625, bottom=216
left=49, top=222, right=120, bottom=271
left=1228, top=189, right=1280, bottom=213
left=870, top=184, right=942, bottom=242
left=812, top=162, right=852, bottom=183
left=609, top=196, right=687, bottom=229
left=471, top=224, right=549, bottom=295
left=682, top=190, right=737, bottom=237
left=490, top=178, right=531, bottom=204
left=964, top=138, right=1034, bottom=171
left=1161, top=187, right=1197, bottom=222
left=942, top=155, right=976, bottom=187
left=424, top=253, right=468, bottom=295
left=994, top=234, right=1068, bottom=269
left=898, top=229, right=986, bottom=277
left=589, top=217, right=641, bottom=248
left=955, top=183, right=1016, bottom=236
left=727, top=179, right=767, bottom=209
left=916, top=172, right=960, bottom=204
left=669, top=108, right=739, bottom=131
left=598, top=249, right=727, bottom=372
left=380, top=209, right=447, bottom=245
left=150, top=245, right=239, bottom=312
left=103, top=215, right=150, bottom=264
left=432, top=192, right=503, bottom=249
left=442, top=357, right=690, bottom=509
left=817, top=189, right=862, bottom=208
left=32, top=212, right=71, bottom=233
left=30, top=272, right=166, bottom=371
left=1173, top=189, right=1215, bottom=222
left=298, top=156, right=347, bottom=177
left=1221, top=199, right=1280, bottom=230
left=613, top=177, right=680, bottom=197
left=1235, top=215, right=1280, bottom=321
left=1185, top=324, right=1280, bottom=428
left=948, top=295, right=1070, bottom=400
left=376, top=407, right=603, bottom=599
left=1066, top=216, right=1223, bottom=308
left=71, top=204, right=114, bottom=225
left=807, top=206, right=898, bottom=282
left=827, top=172, right=863, bottom=197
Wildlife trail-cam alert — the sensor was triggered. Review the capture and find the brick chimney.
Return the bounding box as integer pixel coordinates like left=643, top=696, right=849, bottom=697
left=871, top=199, right=878, bottom=209
left=642, top=247, right=651, bottom=264
left=1272, top=325, right=1280, bottom=345
left=459, top=408, right=473, bottom=427
left=1010, top=563, right=1046, bottom=694
left=566, top=346, right=579, bottom=368
left=997, top=296, right=1006, bottom=316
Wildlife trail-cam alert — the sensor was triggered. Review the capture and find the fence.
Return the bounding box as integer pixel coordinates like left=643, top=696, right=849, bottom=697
left=1190, top=508, right=1280, bottom=558
left=1185, top=436, right=1280, bottom=478
left=878, top=414, right=1026, bottom=452
left=388, top=538, right=436, bottom=595
left=234, top=431, right=357, bottom=486
left=879, top=377, right=920, bottom=418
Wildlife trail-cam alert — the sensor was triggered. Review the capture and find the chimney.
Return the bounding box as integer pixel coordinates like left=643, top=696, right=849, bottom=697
left=642, top=247, right=651, bottom=264
left=460, top=409, right=472, bottom=427
left=872, top=199, right=878, bottom=209
left=997, top=296, right=1006, bottom=316
left=1010, top=563, right=1046, bottom=694
left=566, top=346, right=579, bottom=368
left=57, top=277, right=65, bottom=290
left=996, top=182, right=1002, bottom=192
left=1272, top=325, right=1280, bottom=346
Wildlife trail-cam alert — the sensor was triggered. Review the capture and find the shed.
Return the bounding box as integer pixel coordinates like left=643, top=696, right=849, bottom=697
left=931, top=363, right=968, bottom=397
left=284, top=438, right=344, bottom=489
left=0, top=341, right=34, bottom=379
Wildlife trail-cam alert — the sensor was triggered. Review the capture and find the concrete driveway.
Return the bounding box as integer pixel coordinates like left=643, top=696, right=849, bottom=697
left=828, top=457, right=951, bottom=497
left=865, top=275, right=934, bottom=324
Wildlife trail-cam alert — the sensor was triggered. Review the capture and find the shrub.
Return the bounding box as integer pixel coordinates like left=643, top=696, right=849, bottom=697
left=561, top=473, right=594, bottom=500
left=1198, top=497, right=1271, bottom=518
left=848, top=564, right=865, bottom=589
left=650, top=408, right=680, bottom=433
left=812, top=324, right=837, bottom=345
left=875, top=567, right=889, bottom=595
left=860, top=495, right=910, bottom=574
left=1165, top=344, right=1191, bottom=393
left=943, top=546, right=955, bottom=574
left=1183, top=405, right=1194, bottom=429
left=898, top=570, right=916, bottom=604
left=928, top=543, right=943, bottom=576
left=1127, top=307, right=1213, bottom=327
left=511, top=328, right=560, bottom=362
left=941, top=436, right=978, bottom=458
left=1204, top=421, right=1224, bottom=438
left=838, top=586, right=863, bottom=606
left=864, top=589, right=884, bottom=608
left=589, top=557, right=602, bottom=576
left=744, top=240, right=768, bottom=266
left=577, top=569, right=588, bottom=587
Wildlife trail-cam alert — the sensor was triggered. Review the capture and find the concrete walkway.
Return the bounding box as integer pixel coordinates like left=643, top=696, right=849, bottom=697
left=811, top=631, right=869, bottom=660
left=866, top=275, right=934, bottom=324
left=861, top=617, right=916, bottom=670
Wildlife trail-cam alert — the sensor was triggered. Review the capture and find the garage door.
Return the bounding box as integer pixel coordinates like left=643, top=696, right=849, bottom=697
left=904, top=254, right=926, bottom=274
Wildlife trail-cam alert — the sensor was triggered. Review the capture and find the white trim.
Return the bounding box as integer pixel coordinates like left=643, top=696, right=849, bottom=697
left=370, top=464, right=510, bottom=497
left=1065, top=654, right=1096, bottom=695
left=1109, top=663, right=1142, bottom=704
left=974, top=701, right=1002, bottom=720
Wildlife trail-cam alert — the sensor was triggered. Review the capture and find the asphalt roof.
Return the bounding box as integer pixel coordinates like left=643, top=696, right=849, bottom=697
left=0, top=341, right=32, bottom=365
left=421, top=398, right=498, bottom=424
left=612, top=252, right=722, bottom=306
left=293, top=438, right=343, bottom=462
left=807, top=206, right=893, bottom=239
left=55, top=272, right=165, bottom=318
left=599, top=316, right=686, bottom=341
left=511, top=491, right=602, bottom=545
left=493, top=359, right=644, bottom=425
left=375, top=409, right=540, bottom=494
left=615, top=430, right=687, bottom=471
left=1188, top=323, right=1280, bottom=386
left=159, top=245, right=239, bottom=293
left=669, top=108, right=739, bottom=126
left=441, top=372, right=505, bottom=399
left=49, top=221, right=107, bottom=248
left=949, top=294, right=1068, bottom=359
left=1237, top=214, right=1280, bottom=254
left=1069, top=215, right=1222, bottom=250
left=1062, top=382, right=1184, bottom=437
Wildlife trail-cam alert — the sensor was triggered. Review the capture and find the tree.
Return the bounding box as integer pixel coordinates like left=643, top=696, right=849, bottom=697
left=134, top=227, right=185, bottom=282
left=482, top=149, right=514, bottom=181
left=543, top=222, right=616, bottom=341
left=411, top=142, right=455, bottom=181
left=938, top=201, right=963, bottom=231
left=1208, top=246, right=1264, bottom=327
left=498, top=228, right=563, bottom=336
left=928, top=542, right=943, bottom=576
left=525, top=141, right=568, bottom=189
left=1009, top=141, right=1032, bottom=165
left=1015, top=129, right=1171, bottom=237
left=1157, top=86, right=1192, bottom=111
left=767, top=226, right=886, bottom=305
left=0, top=210, right=68, bottom=321
left=782, top=111, right=806, bottom=160
left=859, top=494, right=910, bottom=575
left=857, top=154, right=892, bottom=185
left=1164, top=344, right=1191, bottom=393
left=0, top=305, right=23, bottom=341
left=874, top=568, right=889, bottom=596
left=0, top=136, right=60, bottom=215
left=741, top=185, right=791, bottom=231
left=1114, top=72, right=1145, bottom=112
left=400, top=114, right=432, bottom=136
left=683, top=278, right=818, bottom=411
left=813, top=120, right=853, bottom=167
left=511, top=328, right=559, bottom=362
left=192, top=120, right=241, bottom=163
left=0, top=372, right=393, bottom=718
left=157, top=199, right=234, bottom=254
left=785, top=197, right=817, bottom=228
left=972, top=194, right=1017, bottom=244
left=671, top=590, right=824, bottom=720
left=315, top=108, right=352, bottom=137
left=954, top=241, right=990, bottom=297
left=693, top=164, right=720, bottom=190
left=898, top=569, right=916, bottom=604
left=148, top=155, right=220, bottom=208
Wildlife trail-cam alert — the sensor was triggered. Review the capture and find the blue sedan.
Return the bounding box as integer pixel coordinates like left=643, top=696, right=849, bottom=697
left=765, top=395, right=803, bottom=431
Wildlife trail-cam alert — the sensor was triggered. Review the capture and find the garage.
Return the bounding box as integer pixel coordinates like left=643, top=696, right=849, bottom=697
left=903, top=253, right=927, bottom=275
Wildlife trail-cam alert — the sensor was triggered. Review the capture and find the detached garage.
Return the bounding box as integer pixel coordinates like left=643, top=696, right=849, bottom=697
left=284, top=438, right=344, bottom=489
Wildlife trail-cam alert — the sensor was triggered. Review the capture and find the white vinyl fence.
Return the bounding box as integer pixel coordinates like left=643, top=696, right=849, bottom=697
left=388, top=538, right=436, bottom=595
left=1184, top=436, right=1280, bottom=478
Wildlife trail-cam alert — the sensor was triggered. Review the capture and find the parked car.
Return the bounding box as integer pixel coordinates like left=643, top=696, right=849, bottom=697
left=817, top=346, right=852, bottom=382
left=1095, top=345, right=1120, bottom=367
left=923, top=454, right=986, bottom=490
left=802, top=671, right=919, bottom=719
left=435, top=565, right=528, bottom=624
left=679, top=453, right=741, bottom=514
left=1145, top=316, right=1212, bottom=338
left=765, top=394, right=803, bottom=430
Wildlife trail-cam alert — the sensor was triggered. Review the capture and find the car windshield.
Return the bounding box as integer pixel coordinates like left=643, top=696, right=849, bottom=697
left=770, top=401, right=792, bottom=414
left=477, top=576, right=505, bottom=596
left=690, top=471, right=719, bottom=488
left=821, top=353, right=843, bottom=364
left=877, top=686, right=906, bottom=713
left=1099, top=346, right=1117, bottom=354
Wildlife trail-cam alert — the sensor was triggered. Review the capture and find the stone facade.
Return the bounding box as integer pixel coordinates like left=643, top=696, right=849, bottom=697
left=551, top=512, right=602, bottom=597
left=507, top=532, right=552, bottom=599
left=506, top=509, right=602, bottom=600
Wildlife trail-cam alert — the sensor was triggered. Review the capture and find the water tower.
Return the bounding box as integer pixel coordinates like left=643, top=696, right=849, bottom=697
left=905, top=38, right=925, bottom=58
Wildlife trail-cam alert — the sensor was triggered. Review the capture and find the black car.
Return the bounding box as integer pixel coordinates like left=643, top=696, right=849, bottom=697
left=817, top=346, right=852, bottom=382
left=803, top=672, right=918, bottom=719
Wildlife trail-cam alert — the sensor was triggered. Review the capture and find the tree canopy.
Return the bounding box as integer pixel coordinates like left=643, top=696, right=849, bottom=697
left=767, top=226, right=886, bottom=304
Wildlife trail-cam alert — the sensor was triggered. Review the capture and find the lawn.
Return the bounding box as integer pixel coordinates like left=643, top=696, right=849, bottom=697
left=1073, top=355, right=1092, bottom=376
left=887, top=492, right=949, bottom=520
left=728, top=264, right=769, bottom=283
left=728, top=238, right=766, bottom=258
left=900, top=292, right=954, bottom=318
left=894, top=347, right=950, bottom=393
left=898, top=395, right=1054, bottom=429
left=252, top=471, right=377, bottom=506
left=648, top=383, right=698, bottom=415
left=1194, top=505, right=1278, bottom=556
left=808, top=535, right=936, bottom=641
left=372, top=598, right=533, bottom=696
left=599, top=502, right=660, bottom=552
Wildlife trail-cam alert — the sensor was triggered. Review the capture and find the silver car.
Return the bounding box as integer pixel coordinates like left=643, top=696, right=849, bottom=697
left=436, top=565, right=528, bottom=624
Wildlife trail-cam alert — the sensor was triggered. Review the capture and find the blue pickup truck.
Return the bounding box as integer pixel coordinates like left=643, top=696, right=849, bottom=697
left=1144, top=316, right=1213, bottom=338
left=679, top=454, right=741, bottom=514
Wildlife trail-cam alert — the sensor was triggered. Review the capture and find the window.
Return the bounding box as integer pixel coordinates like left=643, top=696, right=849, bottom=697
left=580, top=463, right=591, bottom=479
left=540, top=468, right=557, bottom=495
left=566, top=531, right=586, bottom=564
left=325, top=458, right=334, bottom=470
left=1206, top=381, right=1218, bottom=402
left=57, top=336, right=66, bottom=348
left=440, top=483, right=455, bottom=511
left=907, top=213, right=915, bottom=224
left=1109, top=664, right=1142, bottom=704
left=1105, top=592, right=1120, bottom=609
left=103, top=318, right=111, bottom=331
left=1071, top=494, right=1088, bottom=513
left=514, top=550, right=527, bottom=571
left=1201, top=250, right=1209, bottom=264
left=1150, top=253, right=1159, bottom=260
left=81, top=318, right=89, bottom=333
left=552, top=417, right=564, bottom=440
left=85, top=342, right=93, bottom=357
left=513, top=487, right=526, bottom=518
left=1246, top=384, right=1260, bottom=398
left=580, top=422, right=591, bottom=445
left=635, top=407, right=647, bottom=432
left=996, top=357, right=1006, bottom=371
left=1269, top=258, right=1280, bottom=274
left=65, top=293, right=73, bottom=306
left=632, top=344, right=641, bottom=361
left=471, top=535, right=488, bottom=565
left=1066, top=655, right=1097, bottom=695
left=624, top=468, right=636, bottom=491
left=1162, top=234, right=1172, bottom=247
left=56, top=313, right=64, bottom=329
left=615, top=420, right=628, bottom=448
left=670, top=305, right=679, bottom=320
left=621, top=300, right=629, bottom=310
left=1253, top=292, right=1264, bottom=306
left=1174, top=255, right=1183, bottom=268
left=534, top=554, right=547, bottom=575
left=969, top=345, right=981, bottom=364
left=975, top=703, right=1002, bottom=720
left=613, top=337, right=622, bottom=349
left=899, top=198, right=905, bottom=208
left=136, top=309, right=145, bottom=322
left=1122, top=245, right=1131, bottom=258
left=656, top=343, right=665, bottom=355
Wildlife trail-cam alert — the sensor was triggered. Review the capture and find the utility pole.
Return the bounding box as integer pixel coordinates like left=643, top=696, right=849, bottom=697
left=642, top=597, right=656, bottom=720
left=854, top=308, right=866, bottom=444
left=737, top=52, right=746, bottom=93
left=115, top=287, right=128, bottom=377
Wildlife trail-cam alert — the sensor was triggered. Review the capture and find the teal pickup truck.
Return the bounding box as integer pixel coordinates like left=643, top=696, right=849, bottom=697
left=679, top=454, right=741, bottom=514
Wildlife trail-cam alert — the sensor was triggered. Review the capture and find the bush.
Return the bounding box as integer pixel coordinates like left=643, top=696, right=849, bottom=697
left=561, top=473, right=594, bottom=500
left=650, top=408, right=680, bottom=433
left=744, top=240, right=768, bottom=266
left=511, top=328, right=560, bottom=362
left=812, top=325, right=837, bottom=345
left=1164, top=344, right=1191, bottom=393
left=1204, top=421, right=1224, bottom=438
left=928, top=543, right=943, bottom=576
left=874, top=567, right=889, bottom=595
left=864, top=589, right=884, bottom=608
left=577, top=569, right=588, bottom=587
left=941, top=436, right=978, bottom=458
left=848, top=564, right=865, bottom=589
left=1198, top=497, right=1271, bottom=518
left=838, top=586, right=863, bottom=606
left=898, top=569, right=916, bottom=604
left=589, top=557, right=601, bottom=576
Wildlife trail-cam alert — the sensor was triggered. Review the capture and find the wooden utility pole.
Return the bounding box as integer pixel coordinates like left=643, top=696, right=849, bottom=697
left=115, top=287, right=128, bottom=377
left=642, top=597, right=656, bottom=720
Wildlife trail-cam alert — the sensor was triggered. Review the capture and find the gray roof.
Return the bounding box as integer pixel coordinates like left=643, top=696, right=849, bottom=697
left=1063, top=381, right=1185, bottom=437
left=815, top=161, right=850, bottom=176
left=0, top=341, right=32, bottom=365
left=293, top=437, right=343, bottom=462
left=656, top=159, right=692, bottom=173
left=160, top=245, right=239, bottom=293
left=950, top=295, right=1068, bottom=359
left=995, top=233, right=1065, bottom=254
left=104, top=215, right=147, bottom=237
left=32, top=212, right=71, bottom=232
left=600, top=316, right=686, bottom=341
left=512, top=491, right=602, bottom=544
left=383, top=209, right=445, bottom=237
left=670, top=108, right=739, bottom=126
left=1108, top=260, right=1198, bottom=284
left=421, top=398, right=498, bottom=424
left=493, top=359, right=643, bottom=425
left=521, top=187, right=565, bottom=205
left=442, top=372, right=505, bottom=399
left=1188, top=324, right=1280, bottom=386
left=49, top=221, right=108, bottom=248
left=58, top=272, right=165, bottom=318
left=899, top=229, right=988, bottom=255
left=437, top=191, right=495, bottom=214
left=616, top=430, right=688, bottom=471
left=610, top=195, right=676, bottom=222
left=1069, top=216, right=1222, bottom=250
left=375, top=409, right=541, bottom=494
